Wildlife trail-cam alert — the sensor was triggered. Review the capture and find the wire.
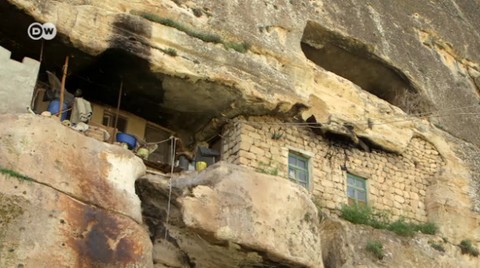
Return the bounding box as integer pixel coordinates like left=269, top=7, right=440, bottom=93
left=229, top=110, right=480, bottom=132
left=164, top=136, right=177, bottom=240
left=145, top=137, right=173, bottom=145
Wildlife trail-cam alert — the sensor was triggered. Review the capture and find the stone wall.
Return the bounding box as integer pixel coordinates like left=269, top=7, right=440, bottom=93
left=221, top=116, right=444, bottom=223
left=0, top=46, right=39, bottom=114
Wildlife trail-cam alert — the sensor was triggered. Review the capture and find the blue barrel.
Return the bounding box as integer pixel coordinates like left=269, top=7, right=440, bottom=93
left=116, top=133, right=137, bottom=149
left=48, top=100, right=68, bottom=121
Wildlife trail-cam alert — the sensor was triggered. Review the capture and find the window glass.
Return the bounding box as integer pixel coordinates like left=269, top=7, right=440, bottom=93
left=288, top=152, right=310, bottom=189
left=347, top=188, right=355, bottom=198
left=298, top=172, right=307, bottom=183
left=346, top=173, right=367, bottom=205
left=357, top=191, right=367, bottom=201
left=288, top=155, right=296, bottom=165
left=298, top=159, right=306, bottom=169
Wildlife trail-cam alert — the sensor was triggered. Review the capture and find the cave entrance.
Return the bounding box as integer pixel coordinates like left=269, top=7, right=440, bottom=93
left=0, top=2, right=231, bottom=172
left=301, top=21, right=429, bottom=114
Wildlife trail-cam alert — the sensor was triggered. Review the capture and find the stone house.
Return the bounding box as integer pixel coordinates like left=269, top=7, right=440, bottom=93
left=220, top=116, right=445, bottom=223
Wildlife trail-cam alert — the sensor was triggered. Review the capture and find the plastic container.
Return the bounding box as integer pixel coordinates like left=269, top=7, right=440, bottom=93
left=195, top=161, right=207, bottom=171
left=116, top=133, right=137, bottom=149
left=47, top=100, right=68, bottom=121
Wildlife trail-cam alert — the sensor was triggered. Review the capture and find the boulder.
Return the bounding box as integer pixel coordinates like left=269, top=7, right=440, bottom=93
left=0, top=173, right=152, bottom=268
left=138, top=162, right=323, bottom=268
left=0, top=114, right=145, bottom=222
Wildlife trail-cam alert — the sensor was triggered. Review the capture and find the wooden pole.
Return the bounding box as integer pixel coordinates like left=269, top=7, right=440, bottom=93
left=39, top=40, right=44, bottom=62
left=58, top=56, right=69, bottom=121
left=114, top=80, right=123, bottom=130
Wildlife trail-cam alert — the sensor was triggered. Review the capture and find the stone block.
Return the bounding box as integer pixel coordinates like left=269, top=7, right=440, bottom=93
left=249, top=145, right=264, bottom=156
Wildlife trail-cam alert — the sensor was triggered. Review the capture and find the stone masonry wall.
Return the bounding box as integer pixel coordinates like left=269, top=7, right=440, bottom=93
left=0, top=46, right=40, bottom=114
left=221, top=116, right=445, bottom=223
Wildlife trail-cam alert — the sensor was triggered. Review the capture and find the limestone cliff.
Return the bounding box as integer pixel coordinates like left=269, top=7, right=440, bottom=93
left=1, top=0, right=480, bottom=267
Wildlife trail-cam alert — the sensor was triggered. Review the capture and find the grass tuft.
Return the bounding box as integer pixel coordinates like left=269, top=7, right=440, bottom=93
left=161, top=48, right=177, bottom=56
left=459, top=240, right=479, bottom=257
left=366, top=240, right=385, bottom=260
left=0, top=167, right=32, bottom=182
left=224, top=41, right=251, bottom=53
left=414, top=222, right=438, bottom=235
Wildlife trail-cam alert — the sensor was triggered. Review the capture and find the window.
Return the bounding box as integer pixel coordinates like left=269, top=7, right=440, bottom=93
left=288, top=152, right=310, bottom=189
left=347, top=173, right=367, bottom=206
left=102, top=112, right=128, bottom=132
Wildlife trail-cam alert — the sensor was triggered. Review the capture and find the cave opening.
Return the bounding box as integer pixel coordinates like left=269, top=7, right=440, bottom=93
left=0, top=1, right=248, bottom=172
left=301, top=21, right=430, bottom=114
left=0, top=2, right=242, bottom=147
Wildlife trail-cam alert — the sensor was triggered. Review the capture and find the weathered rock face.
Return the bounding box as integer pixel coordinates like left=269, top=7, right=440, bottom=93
left=1, top=0, right=480, bottom=267
left=4, top=0, right=479, bottom=148
left=137, top=163, right=324, bottom=268
left=0, top=114, right=153, bottom=267
left=0, top=114, right=145, bottom=222
left=320, top=218, right=479, bottom=268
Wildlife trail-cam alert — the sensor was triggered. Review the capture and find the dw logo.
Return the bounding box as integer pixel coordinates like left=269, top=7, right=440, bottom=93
left=27, top=22, right=57, bottom=40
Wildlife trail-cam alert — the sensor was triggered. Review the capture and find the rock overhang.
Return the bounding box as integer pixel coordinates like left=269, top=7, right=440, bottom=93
left=2, top=0, right=479, bottom=152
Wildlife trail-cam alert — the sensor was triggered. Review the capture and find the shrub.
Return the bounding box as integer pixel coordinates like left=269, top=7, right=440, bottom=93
left=459, top=240, right=479, bottom=257
left=414, top=222, right=438, bottom=235
left=386, top=218, right=416, bottom=236
left=340, top=204, right=372, bottom=225
left=340, top=204, right=438, bottom=237
left=366, top=240, right=384, bottom=260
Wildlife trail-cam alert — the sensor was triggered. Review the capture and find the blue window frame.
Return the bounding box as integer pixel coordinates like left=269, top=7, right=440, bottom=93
left=288, top=152, right=309, bottom=189
left=347, top=173, right=367, bottom=206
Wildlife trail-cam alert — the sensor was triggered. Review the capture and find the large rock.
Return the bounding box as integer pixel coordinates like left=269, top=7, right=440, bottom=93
left=0, top=114, right=145, bottom=222
left=0, top=114, right=153, bottom=267
left=320, top=218, right=480, bottom=268
left=0, top=173, right=152, bottom=268
left=137, top=162, right=323, bottom=268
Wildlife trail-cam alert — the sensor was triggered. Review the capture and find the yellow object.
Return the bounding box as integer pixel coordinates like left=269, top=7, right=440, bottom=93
left=137, top=147, right=150, bottom=159
left=195, top=161, right=207, bottom=171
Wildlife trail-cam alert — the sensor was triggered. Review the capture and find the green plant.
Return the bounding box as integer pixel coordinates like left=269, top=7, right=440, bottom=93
left=340, top=204, right=372, bottom=225
left=312, top=197, right=322, bottom=211
left=387, top=218, right=416, bottom=236
left=223, top=41, right=250, bottom=53
left=192, top=8, right=203, bottom=17
left=303, top=212, right=312, bottom=222
left=414, top=222, right=438, bottom=235
left=163, top=48, right=177, bottom=56
left=0, top=168, right=32, bottom=182
left=459, top=240, right=479, bottom=257
left=366, top=240, right=384, bottom=260
left=340, top=204, right=438, bottom=237
left=131, top=11, right=222, bottom=44
left=434, top=123, right=446, bottom=131
left=369, top=210, right=391, bottom=230
left=256, top=161, right=278, bottom=176
left=271, top=130, right=284, bottom=140
left=130, top=10, right=250, bottom=53
left=430, top=242, right=446, bottom=253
